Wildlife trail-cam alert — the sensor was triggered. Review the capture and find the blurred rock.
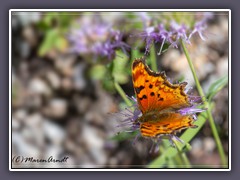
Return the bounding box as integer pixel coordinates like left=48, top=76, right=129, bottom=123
left=25, top=113, right=42, bottom=128
left=162, top=49, right=181, bottom=71
left=115, top=151, right=132, bottom=166
left=12, top=131, right=42, bottom=162
left=29, top=78, right=51, bottom=96
left=24, top=113, right=44, bottom=147
left=203, top=137, right=216, bottom=153
left=61, top=77, right=74, bottom=91
left=73, top=63, right=87, bottom=91
left=43, top=120, right=65, bottom=145
left=96, top=87, right=118, bottom=114
left=73, top=95, right=92, bottom=114
left=25, top=93, right=42, bottom=109
left=216, top=57, right=228, bottom=76
left=22, top=25, right=38, bottom=47
left=12, top=118, right=21, bottom=130
left=82, top=124, right=104, bottom=149
left=42, top=98, right=68, bottom=119
left=66, top=118, right=82, bottom=139
left=14, top=12, right=41, bottom=26
left=195, top=61, right=215, bottom=81
left=207, top=17, right=228, bottom=53
left=44, top=145, right=64, bottom=168
left=190, top=138, right=204, bottom=158
left=108, top=157, right=118, bottom=168
left=85, top=110, right=105, bottom=126
left=19, top=41, right=31, bottom=58
left=162, top=51, right=195, bottom=86
left=13, top=109, right=28, bottom=123
left=81, top=123, right=107, bottom=166
left=45, top=70, right=61, bottom=90
left=64, top=137, right=78, bottom=153
left=55, top=55, right=76, bottom=77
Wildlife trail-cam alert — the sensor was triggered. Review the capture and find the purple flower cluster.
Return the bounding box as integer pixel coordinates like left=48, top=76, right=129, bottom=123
left=137, top=12, right=213, bottom=54
left=68, top=18, right=130, bottom=60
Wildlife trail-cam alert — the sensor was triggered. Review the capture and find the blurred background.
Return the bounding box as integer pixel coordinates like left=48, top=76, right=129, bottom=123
left=11, top=11, right=229, bottom=168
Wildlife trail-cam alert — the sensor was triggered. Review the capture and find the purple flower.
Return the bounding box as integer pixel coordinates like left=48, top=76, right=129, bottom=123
left=135, top=12, right=213, bottom=55
left=170, top=21, right=191, bottom=45
left=178, top=106, right=206, bottom=116
left=116, top=96, right=141, bottom=131
left=137, top=12, right=151, bottom=29
left=68, top=18, right=129, bottom=60
left=156, top=24, right=174, bottom=55
left=189, top=12, right=214, bottom=41
left=136, top=26, right=158, bottom=53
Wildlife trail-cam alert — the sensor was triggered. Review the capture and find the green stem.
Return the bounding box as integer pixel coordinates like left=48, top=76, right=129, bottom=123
left=174, top=141, right=191, bottom=168
left=114, top=81, right=133, bottom=107
left=163, top=139, right=189, bottom=168
left=159, top=146, right=175, bottom=168
left=180, top=39, right=227, bottom=166
left=150, top=45, right=158, bottom=71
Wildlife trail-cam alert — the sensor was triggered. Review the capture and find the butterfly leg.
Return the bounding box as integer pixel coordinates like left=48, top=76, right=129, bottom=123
left=168, top=135, right=176, bottom=148
left=131, top=132, right=141, bottom=146
left=149, top=137, right=162, bottom=154
left=168, top=134, right=185, bottom=148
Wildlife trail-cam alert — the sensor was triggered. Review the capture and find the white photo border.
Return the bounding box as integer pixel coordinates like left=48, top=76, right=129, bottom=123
left=9, top=9, right=231, bottom=171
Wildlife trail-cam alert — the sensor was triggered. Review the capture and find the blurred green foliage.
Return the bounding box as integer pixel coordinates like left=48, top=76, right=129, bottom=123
left=110, top=131, right=139, bottom=141
left=88, top=51, right=130, bottom=92
left=37, top=12, right=77, bottom=56
left=206, top=75, right=228, bottom=102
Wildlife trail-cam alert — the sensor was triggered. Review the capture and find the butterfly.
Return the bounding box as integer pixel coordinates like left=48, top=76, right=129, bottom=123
left=132, top=58, right=197, bottom=138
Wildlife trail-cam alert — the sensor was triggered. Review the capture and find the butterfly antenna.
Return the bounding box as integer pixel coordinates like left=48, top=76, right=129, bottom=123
left=140, top=55, right=147, bottom=63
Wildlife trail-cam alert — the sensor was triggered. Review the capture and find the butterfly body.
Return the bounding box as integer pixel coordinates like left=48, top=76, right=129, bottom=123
left=132, top=58, right=197, bottom=138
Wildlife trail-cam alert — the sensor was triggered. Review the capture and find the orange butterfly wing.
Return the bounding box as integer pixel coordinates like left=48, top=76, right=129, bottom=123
left=132, top=58, right=196, bottom=137
left=132, top=58, right=191, bottom=114
left=140, top=113, right=197, bottom=137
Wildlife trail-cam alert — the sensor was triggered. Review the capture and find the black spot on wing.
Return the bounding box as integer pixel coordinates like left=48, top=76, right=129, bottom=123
left=162, top=124, right=170, bottom=128
left=135, top=85, right=145, bottom=94
left=140, top=95, right=147, bottom=100
left=158, top=97, right=164, bottom=101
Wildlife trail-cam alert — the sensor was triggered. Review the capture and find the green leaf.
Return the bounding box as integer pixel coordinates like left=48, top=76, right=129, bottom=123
left=54, top=36, right=68, bottom=52
left=112, top=51, right=129, bottom=84
left=43, top=12, right=59, bottom=26
left=38, top=29, right=59, bottom=56
left=102, top=80, right=115, bottom=92
left=110, top=131, right=139, bottom=141
left=89, top=65, right=107, bottom=80
left=38, top=28, right=68, bottom=56
left=206, top=75, right=228, bottom=102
